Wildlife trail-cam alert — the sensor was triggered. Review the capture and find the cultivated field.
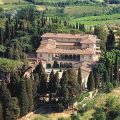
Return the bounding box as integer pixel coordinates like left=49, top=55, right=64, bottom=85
left=70, top=14, right=120, bottom=26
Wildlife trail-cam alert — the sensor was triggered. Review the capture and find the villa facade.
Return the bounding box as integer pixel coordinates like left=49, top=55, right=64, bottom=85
left=36, top=33, right=101, bottom=69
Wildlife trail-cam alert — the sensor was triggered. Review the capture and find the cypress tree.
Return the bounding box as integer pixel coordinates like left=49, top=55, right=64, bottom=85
left=26, top=78, right=34, bottom=112
left=67, top=69, right=80, bottom=107
left=11, top=25, right=15, bottom=39
left=106, top=29, right=115, bottom=51
left=103, top=70, right=109, bottom=82
left=114, top=53, right=119, bottom=82
left=59, top=71, right=69, bottom=109
left=0, top=101, right=3, bottom=120
left=87, top=71, right=95, bottom=91
left=49, top=70, right=54, bottom=102
left=33, top=72, right=39, bottom=108
left=5, top=20, right=10, bottom=43
left=10, top=97, right=20, bottom=120
left=1, top=82, right=12, bottom=120
left=94, top=72, right=100, bottom=89
left=19, top=78, right=28, bottom=116
left=39, top=71, right=48, bottom=102
left=110, top=66, right=114, bottom=84
left=53, top=72, right=60, bottom=100
left=0, top=27, right=3, bottom=45
left=78, top=67, right=82, bottom=92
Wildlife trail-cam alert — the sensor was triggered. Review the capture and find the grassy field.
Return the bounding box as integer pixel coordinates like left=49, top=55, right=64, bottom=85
left=64, top=5, right=112, bottom=17
left=70, top=14, right=120, bottom=26
left=0, top=0, right=23, bottom=4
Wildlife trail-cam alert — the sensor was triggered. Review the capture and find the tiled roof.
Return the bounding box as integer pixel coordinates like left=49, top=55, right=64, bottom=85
left=36, top=47, right=94, bottom=55
left=56, top=42, right=75, bottom=46
left=42, top=33, right=97, bottom=43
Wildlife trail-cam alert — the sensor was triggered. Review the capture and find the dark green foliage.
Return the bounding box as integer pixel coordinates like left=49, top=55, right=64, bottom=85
left=106, top=29, right=115, bottom=51
left=1, top=82, right=12, bottom=120
left=67, top=69, right=80, bottom=106
left=103, top=70, right=110, bottom=82
left=94, top=26, right=107, bottom=51
left=94, top=107, right=106, bottom=120
left=5, top=20, right=10, bottom=43
left=19, top=78, right=28, bottom=116
left=94, top=72, right=100, bottom=89
left=49, top=70, right=55, bottom=102
left=0, top=101, right=3, bottom=120
left=78, top=67, right=82, bottom=92
left=103, top=82, right=114, bottom=93
left=110, top=66, right=114, bottom=84
left=87, top=71, right=95, bottom=91
left=32, top=73, right=39, bottom=107
left=114, top=53, right=119, bottom=82
left=26, top=78, right=34, bottom=112
left=39, top=70, right=48, bottom=96
left=53, top=61, right=59, bottom=68
left=10, top=97, right=20, bottom=120
left=59, top=71, right=69, bottom=108
left=0, top=27, right=3, bottom=45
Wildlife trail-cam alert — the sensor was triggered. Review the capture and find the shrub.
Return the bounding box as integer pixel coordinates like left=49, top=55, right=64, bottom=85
left=94, top=107, right=106, bottom=120
left=103, top=82, right=114, bottom=93
left=57, top=103, right=65, bottom=112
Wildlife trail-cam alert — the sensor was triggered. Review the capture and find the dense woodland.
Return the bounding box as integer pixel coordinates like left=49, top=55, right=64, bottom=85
left=0, top=0, right=120, bottom=120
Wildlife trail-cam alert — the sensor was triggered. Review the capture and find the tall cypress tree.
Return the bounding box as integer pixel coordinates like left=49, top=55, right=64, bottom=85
left=11, top=25, right=15, bottom=39
left=39, top=71, right=48, bottom=102
left=19, top=78, right=28, bottom=116
left=103, top=70, right=109, bottom=82
left=78, top=67, right=82, bottom=92
left=110, top=66, right=114, bottom=84
left=106, top=29, right=115, bottom=51
left=94, top=72, right=100, bottom=89
left=114, top=53, right=119, bottom=82
left=26, top=78, right=34, bottom=112
left=53, top=72, right=60, bottom=100
left=1, top=82, right=12, bottom=120
left=0, top=101, right=3, bottom=120
left=67, top=69, right=80, bottom=107
left=87, top=71, right=95, bottom=91
left=5, top=20, right=10, bottom=43
left=0, top=27, right=3, bottom=45
left=49, top=70, right=55, bottom=102
left=33, top=72, right=39, bottom=108
left=59, top=71, right=69, bottom=109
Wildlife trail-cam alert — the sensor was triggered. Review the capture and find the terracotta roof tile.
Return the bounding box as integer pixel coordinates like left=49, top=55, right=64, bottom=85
left=42, top=33, right=97, bottom=43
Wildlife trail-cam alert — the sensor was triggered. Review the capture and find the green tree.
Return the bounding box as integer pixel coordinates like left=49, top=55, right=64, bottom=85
left=103, top=70, right=109, bottom=82
left=106, top=29, right=115, bottom=51
left=59, top=71, right=69, bottom=109
left=5, top=20, right=11, bottom=43
left=67, top=69, right=80, bottom=107
left=114, top=53, right=119, bottom=82
left=19, top=78, right=28, bottom=116
left=94, top=26, right=107, bottom=51
left=87, top=71, right=95, bottom=91
left=94, top=72, right=100, bottom=89
left=0, top=27, right=3, bottom=45
left=0, top=101, right=3, bottom=120
left=10, top=97, right=20, bottom=120
left=49, top=70, right=55, bottom=102
left=1, top=82, right=12, bottom=120
left=26, top=78, right=34, bottom=112
left=78, top=67, right=82, bottom=92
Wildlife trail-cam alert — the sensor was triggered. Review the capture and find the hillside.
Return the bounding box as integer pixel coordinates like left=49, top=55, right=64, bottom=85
left=0, top=0, right=23, bottom=4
